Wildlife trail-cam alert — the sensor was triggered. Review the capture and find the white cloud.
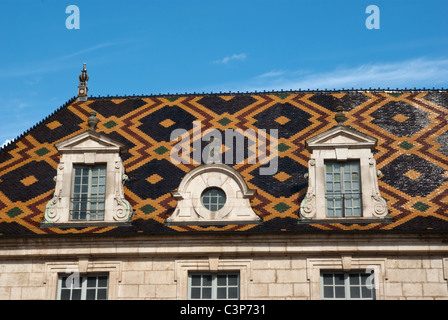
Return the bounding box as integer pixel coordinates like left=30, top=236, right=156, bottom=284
left=214, top=53, right=247, bottom=64
left=213, top=57, right=448, bottom=92
left=256, top=70, right=287, bottom=79
left=0, top=41, right=136, bottom=79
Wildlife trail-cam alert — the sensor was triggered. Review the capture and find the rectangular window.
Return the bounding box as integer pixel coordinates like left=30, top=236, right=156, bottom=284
left=188, top=273, right=239, bottom=300
left=325, top=161, right=361, bottom=217
left=58, top=274, right=108, bottom=300
left=71, top=165, right=106, bottom=221
left=321, top=272, right=375, bottom=300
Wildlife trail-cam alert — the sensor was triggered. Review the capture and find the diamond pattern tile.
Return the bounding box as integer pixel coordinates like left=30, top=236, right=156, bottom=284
left=0, top=91, right=447, bottom=235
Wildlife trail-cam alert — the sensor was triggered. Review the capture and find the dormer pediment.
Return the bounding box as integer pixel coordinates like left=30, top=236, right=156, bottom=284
left=55, top=131, right=126, bottom=153
left=306, top=125, right=377, bottom=151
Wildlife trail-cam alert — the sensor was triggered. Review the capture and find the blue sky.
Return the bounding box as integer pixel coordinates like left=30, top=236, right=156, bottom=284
left=0, top=0, right=447, bottom=146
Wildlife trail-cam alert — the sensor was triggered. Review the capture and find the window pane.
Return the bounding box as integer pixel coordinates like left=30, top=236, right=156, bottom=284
left=60, top=289, right=71, bottom=300
left=335, top=286, right=345, bottom=298
left=344, top=182, right=351, bottom=191
left=98, top=276, right=108, bottom=287
left=350, top=286, right=360, bottom=299
left=86, top=289, right=96, bottom=300
left=71, top=289, right=82, bottom=300
left=334, top=182, right=341, bottom=191
left=335, top=199, right=342, bottom=208
left=228, top=275, right=238, bottom=286
left=228, top=287, right=238, bottom=299
left=353, top=207, right=362, bottom=216
left=191, top=275, right=201, bottom=286
left=97, top=289, right=107, bottom=300
left=217, top=287, right=227, bottom=299
left=202, top=288, right=212, bottom=299
left=334, top=274, right=344, bottom=285
left=201, top=188, right=226, bottom=211
left=87, top=277, right=96, bottom=287
left=362, top=286, right=373, bottom=298
left=191, top=288, right=201, bottom=299
left=217, top=275, right=227, bottom=286
left=349, top=274, right=360, bottom=285
left=322, top=274, right=333, bottom=285
left=323, top=286, right=333, bottom=298
left=202, top=275, right=212, bottom=286
left=61, top=276, right=69, bottom=289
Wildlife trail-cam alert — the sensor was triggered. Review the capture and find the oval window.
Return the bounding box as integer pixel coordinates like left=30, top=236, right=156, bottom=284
left=201, top=187, right=227, bottom=211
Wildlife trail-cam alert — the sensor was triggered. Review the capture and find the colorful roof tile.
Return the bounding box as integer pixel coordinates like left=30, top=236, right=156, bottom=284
left=0, top=90, right=448, bottom=236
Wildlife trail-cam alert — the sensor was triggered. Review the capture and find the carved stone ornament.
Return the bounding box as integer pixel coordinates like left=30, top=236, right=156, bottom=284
left=299, top=120, right=389, bottom=221
left=167, top=163, right=260, bottom=225
left=41, top=130, right=132, bottom=227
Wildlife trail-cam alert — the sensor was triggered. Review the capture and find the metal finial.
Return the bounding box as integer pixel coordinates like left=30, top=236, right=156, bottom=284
left=77, top=63, right=89, bottom=101
left=87, top=111, right=98, bottom=131
left=335, top=106, right=347, bottom=126
left=79, top=63, right=89, bottom=84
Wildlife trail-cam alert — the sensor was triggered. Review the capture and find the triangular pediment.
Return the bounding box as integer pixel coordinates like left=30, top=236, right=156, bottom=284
left=306, top=125, right=377, bottom=151
left=55, top=131, right=126, bottom=153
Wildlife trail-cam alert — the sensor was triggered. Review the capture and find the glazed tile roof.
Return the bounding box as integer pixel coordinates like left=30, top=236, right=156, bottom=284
left=0, top=90, right=448, bottom=236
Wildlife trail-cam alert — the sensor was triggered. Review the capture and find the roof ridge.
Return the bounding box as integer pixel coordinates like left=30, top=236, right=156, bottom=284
left=0, top=96, right=77, bottom=153
left=1, top=87, right=446, bottom=152
left=87, top=87, right=447, bottom=100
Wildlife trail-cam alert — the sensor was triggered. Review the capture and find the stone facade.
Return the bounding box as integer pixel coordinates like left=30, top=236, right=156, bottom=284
left=1, top=89, right=448, bottom=301
left=0, top=234, right=447, bottom=300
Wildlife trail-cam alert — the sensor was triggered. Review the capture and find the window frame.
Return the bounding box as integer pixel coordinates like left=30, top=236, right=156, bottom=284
left=320, top=271, right=375, bottom=300
left=70, top=164, right=107, bottom=221
left=168, top=164, right=260, bottom=225
left=42, top=130, right=133, bottom=227
left=299, top=124, right=389, bottom=222
left=201, top=187, right=227, bottom=212
left=188, top=273, right=240, bottom=300
left=324, top=160, right=362, bottom=218
left=57, top=273, right=109, bottom=300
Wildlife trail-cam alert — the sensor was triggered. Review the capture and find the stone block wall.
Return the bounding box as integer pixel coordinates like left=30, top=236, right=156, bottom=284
left=0, top=255, right=447, bottom=300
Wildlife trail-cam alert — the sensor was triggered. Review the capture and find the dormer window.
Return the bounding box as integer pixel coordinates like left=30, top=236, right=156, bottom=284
left=42, top=111, right=133, bottom=227
left=167, top=163, right=261, bottom=225
left=201, top=187, right=227, bottom=212
left=71, top=165, right=107, bottom=221
left=325, top=161, right=361, bottom=218
left=300, top=107, right=389, bottom=222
